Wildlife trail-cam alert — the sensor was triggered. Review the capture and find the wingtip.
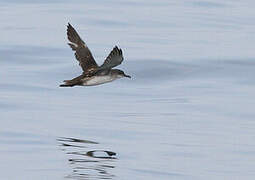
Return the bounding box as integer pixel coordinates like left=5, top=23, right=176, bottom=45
left=114, top=45, right=122, bottom=55
left=67, top=23, right=74, bottom=30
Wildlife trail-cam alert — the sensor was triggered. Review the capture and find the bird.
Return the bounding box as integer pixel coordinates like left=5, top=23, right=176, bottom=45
left=60, top=23, right=131, bottom=87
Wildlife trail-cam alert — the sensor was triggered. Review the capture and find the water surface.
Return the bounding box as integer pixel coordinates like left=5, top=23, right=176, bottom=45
left=1, top=0, right=255, bottom=179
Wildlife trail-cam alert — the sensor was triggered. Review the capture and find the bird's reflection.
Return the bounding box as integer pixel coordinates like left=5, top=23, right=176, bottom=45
left=57, top=137, right=116, bottom=179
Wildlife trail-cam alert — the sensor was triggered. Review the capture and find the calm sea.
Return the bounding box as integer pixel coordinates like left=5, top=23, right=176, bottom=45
left=1, top=0, right=255, bottom=179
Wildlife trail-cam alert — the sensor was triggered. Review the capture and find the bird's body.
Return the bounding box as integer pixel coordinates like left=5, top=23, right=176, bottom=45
left=62, top=69, right=123, bottom=87
left=83, top=75, right=115, bottom=86
left=60, top=23, right=130, bottom=87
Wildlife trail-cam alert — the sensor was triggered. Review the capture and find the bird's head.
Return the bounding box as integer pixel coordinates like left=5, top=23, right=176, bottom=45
left=112, top=69, right=131, bottom=79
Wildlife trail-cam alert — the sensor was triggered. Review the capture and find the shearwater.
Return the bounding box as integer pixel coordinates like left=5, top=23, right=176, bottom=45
left=60, top=23, right=131, bottom=87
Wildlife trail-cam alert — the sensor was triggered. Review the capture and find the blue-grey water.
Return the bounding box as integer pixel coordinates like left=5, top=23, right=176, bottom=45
left=1, top=0, right=255, bottom=179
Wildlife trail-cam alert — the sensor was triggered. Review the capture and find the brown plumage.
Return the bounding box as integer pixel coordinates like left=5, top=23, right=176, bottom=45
left=67, top=23, right=98, bottom=73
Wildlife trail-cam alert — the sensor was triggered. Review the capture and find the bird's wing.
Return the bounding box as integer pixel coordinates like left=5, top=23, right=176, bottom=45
left=67, top=23, right=98, bottom=73
left=98, top=46, right=124, bottom=70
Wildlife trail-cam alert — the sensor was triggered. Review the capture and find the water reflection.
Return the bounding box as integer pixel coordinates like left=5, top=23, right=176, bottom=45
left=57, top=137, right=117, bottom=180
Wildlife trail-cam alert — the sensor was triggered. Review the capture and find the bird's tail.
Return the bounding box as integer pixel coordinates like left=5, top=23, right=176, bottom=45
left=59, top=80, right=75, bottom=87
left=59, top=84, right=73, bottom=87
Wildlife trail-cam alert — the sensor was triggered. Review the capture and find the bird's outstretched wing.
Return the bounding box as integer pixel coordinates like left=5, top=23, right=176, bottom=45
left=67, top=23, right=98, bottom=73
left=98, top=46, right=124, bottom=71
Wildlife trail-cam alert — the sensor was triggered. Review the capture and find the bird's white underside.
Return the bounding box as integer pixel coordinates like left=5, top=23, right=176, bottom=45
left=82, top=75, right=118, bottom=86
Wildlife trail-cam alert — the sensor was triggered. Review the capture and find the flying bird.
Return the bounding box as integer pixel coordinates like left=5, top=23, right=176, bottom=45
left=60, top=23, right=131, bottom=87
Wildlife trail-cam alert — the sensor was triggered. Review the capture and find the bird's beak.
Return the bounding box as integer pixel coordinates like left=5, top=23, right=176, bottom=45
left=124, top=74, right=131, bottom=78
